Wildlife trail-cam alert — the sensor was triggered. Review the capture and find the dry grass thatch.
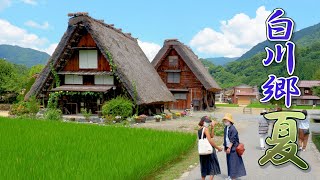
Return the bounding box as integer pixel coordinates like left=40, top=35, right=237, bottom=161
left=152, top=39, right=221, bottom=92
left=25, top=14, right=175, bottom=105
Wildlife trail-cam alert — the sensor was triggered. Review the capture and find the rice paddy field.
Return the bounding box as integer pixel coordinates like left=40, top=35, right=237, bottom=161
left=0, top=117, right=196, bottom=179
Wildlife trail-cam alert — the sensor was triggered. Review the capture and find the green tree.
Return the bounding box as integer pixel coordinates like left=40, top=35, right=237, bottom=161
left=312, top=69, right=320, bottom=97
left=29, top=64, right=44, bottom=77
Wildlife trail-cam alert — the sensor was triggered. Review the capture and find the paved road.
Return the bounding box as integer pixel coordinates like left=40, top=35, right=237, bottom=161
left=179, top=111, right=320, bottom=180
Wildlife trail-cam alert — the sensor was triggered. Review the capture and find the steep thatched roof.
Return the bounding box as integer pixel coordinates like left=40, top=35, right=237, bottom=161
left=25, top=13, right=175, bottom=105
left=152, top=39, right=221, bottom=92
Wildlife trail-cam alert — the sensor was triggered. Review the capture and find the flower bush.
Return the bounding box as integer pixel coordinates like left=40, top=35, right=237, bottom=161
left=154, top=115, right=162, bottom=119
left=138, top=114, right=147, bottom=119
left=104, top=115, right=115, bottom=124
left=10, top=96, right=40, bottom=116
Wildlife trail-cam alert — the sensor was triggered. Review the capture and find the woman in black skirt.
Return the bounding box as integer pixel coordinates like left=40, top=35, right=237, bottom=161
left=198, top=116, right=222, bottom=180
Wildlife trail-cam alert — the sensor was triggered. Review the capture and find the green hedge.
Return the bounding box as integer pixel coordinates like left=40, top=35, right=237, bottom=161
left=102, top=96, right=133, bottom=119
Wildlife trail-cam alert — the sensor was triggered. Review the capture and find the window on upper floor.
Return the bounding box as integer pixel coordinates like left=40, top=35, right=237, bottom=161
left=173, top=93, right=187, bottom=100
left=79, top=50, right=98, bottom=69
left=65, top=75, right=83, bottom=84
left=304, top=88, right=311, bottom=95
left=168, top=56, right=178, bottom=67
left=94, top=75, right=114, bottom=85
left=167, top=72, right=180, bottom=83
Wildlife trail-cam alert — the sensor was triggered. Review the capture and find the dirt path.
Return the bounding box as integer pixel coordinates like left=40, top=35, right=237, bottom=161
left=0, top=111, right=9, bottom=117
left=135, top=107, right=253, bottom=133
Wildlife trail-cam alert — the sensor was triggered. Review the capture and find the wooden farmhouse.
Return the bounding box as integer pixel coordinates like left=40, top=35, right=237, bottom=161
left=152, top=39, right=221, bottom=110
left=25, top=13, right=175, bottom=115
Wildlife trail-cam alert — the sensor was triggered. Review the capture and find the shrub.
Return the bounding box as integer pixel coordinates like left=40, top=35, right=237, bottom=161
left=10, top=101, right=29, bottom=116
left=102, top=96, right=133, bottom=119
left=81, top=108, right=92, bottom=121
left=27, top=96, right=40, bottom=114
left=213, top=121, right=224, bottom=136
left=44, top=109, right=62, bottom=121
left=9, top=96, right=40, bottom=116
left=104, top=115, right=115, bottom=124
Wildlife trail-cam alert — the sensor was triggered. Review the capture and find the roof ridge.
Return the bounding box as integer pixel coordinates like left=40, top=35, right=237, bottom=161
left=68, top=12, right=137, bottom=42
left=164, top=39, right=198, bottom=59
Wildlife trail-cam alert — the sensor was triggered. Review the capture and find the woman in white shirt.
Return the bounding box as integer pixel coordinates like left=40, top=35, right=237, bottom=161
left=298, top=110, right=310, bottom=151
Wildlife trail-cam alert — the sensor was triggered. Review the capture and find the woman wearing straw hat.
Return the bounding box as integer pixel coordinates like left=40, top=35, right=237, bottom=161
left=198, top=116, right=222, bottom=180
left=223, top=113, right=246, bottom=180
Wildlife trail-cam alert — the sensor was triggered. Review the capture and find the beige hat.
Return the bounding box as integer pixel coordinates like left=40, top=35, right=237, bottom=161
left=223, top=113, right=235, bottom=124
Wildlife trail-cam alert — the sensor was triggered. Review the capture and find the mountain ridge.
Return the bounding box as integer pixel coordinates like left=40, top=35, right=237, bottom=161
left=0, top=44, right=50, bottom=67
left=238, top=22, right=320, bottom=61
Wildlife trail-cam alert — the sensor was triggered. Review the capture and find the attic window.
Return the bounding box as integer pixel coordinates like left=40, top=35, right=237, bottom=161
left=79, top=50, right=98, bottom=69
left=168, top=56, right=178, bottom=67
left=167, top=72, right=180, bottom=83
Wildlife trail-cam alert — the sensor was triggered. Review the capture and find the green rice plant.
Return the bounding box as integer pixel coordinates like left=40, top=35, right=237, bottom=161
left=0, top=117, right=196, bottom=179
left=215, top=103, right=239, bottom=107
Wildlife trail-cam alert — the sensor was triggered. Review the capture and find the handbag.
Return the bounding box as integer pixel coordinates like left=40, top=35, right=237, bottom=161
left=198, top=127, right=213, bottom=155
left=236, top=143, right=245, bottom=156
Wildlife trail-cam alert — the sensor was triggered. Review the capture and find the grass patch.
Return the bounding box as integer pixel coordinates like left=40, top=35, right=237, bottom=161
left=152, top=144, right=199, bottom=180
left=247, top=102, right=275, bottom=109
left=216, top=104, right=239, bottom=107
left=312, top=133, right=320, bottom=153
left=153, top=137, right=223, bottom=180
left=0, top=117, right=196, bottom=179
left=247, top=102, right=320, bottom=110
left=291, top=105, right=320, bottom=110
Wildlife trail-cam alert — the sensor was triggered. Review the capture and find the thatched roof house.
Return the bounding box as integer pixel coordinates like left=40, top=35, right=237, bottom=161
left=152, top=39, right=220, bottom=91
left=152, top=39, right=220, bottom=110
left=25, top=13, right=174, bottom=114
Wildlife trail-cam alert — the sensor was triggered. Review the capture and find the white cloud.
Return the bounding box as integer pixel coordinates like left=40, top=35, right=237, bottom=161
left=25, top=20, right=50, bottom=30
left=190, top=6, right=271, bottom=58
left=0, top=18, right=56, bottom=55
left=0, top=0, right=11, bottom=11
left=21, top=0, right=37, bottom=5
left=43, top=43, right=58, bottom=55
left=137, top=40, right=161, bottom=61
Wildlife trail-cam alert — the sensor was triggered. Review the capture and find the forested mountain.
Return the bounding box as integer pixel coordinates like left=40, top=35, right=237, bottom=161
left=204, top=57, right=238, bottom=66
left=238, top=23, right=320, bottom=61
left=0, top=45, right=50, bottom=67
left=203, top=41, right=320, bottom=89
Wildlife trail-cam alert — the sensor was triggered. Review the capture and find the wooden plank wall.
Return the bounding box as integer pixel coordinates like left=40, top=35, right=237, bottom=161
left=63, top=32, right=111, bottom=72
left=156, top=49, right=204, bottom=110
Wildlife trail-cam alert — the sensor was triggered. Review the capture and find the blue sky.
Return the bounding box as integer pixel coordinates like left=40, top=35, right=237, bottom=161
left=0, top=0, right=319, bottom=60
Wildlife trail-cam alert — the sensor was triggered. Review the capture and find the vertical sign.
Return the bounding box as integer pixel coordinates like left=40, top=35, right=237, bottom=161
left=258, top=8, right=309, bottom=170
